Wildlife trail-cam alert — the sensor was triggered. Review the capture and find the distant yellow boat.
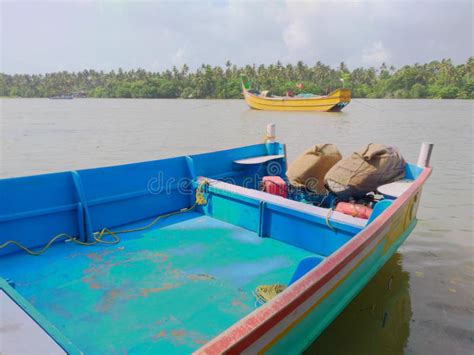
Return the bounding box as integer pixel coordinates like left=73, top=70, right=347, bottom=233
left=241, top=75, right=351, bottom=112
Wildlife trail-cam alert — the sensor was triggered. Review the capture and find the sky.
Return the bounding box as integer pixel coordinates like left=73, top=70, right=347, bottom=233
left=1, top=0, right=472, bottom=74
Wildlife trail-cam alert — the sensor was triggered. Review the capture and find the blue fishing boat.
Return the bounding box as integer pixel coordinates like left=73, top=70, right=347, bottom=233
left=0, top=125, right=432, bottom=354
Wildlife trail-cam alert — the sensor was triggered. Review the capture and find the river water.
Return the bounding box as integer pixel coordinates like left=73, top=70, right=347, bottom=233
left=1, top=98, right=472, bottom=354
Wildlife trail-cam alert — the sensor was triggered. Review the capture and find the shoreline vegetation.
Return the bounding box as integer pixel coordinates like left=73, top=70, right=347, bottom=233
left=1, top=58, right=472, bottom=99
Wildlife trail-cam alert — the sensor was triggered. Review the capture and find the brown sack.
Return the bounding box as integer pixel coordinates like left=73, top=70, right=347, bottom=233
left=324, top=144, right=406, bottom=198
left=286, top=144, right=342, bottom=193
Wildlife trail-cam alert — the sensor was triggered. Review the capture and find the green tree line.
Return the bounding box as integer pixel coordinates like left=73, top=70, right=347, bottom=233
left=1, top=58, right=473, bottom=99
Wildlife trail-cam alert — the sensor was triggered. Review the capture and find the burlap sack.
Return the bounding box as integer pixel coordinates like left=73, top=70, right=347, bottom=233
left=324, top=144, right=406, bottom=198
left=286, top=144, right=342, bottom=193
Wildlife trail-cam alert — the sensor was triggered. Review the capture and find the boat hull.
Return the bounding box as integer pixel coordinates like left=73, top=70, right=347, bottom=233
left=196, top=167, right=431, bottom=354
left=243, top=88, right=351, bottom=112
left=0, top=142, right=430, bottom=354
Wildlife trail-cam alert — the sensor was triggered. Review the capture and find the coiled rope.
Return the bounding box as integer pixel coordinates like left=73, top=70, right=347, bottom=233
left=0, top=180, right=209, bottom=256
left=254, top=284, right=286, bottom=305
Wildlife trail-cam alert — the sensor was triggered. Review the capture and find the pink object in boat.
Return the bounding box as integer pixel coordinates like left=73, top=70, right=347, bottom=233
left=262, top=176, right=287, bottom=198
left=335, top=202, right=372, bottom=219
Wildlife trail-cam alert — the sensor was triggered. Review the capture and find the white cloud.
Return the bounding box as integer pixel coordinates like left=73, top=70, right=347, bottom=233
left=175, top=48, right=185, bottom=61
left=362, top=41, right=390, bottom=67
left=283, top=22, right=311, bottom=52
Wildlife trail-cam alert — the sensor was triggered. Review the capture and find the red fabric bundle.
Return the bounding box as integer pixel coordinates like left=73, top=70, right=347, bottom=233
left=335, top=202, right=372, bottom=219
left=262, top=176, right=287, bottom=198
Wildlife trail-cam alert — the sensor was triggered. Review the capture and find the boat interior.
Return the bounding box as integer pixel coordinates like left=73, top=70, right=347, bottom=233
left=247, top=88, right=321, bottom=99
left=0, top=143, right=423, bottom=353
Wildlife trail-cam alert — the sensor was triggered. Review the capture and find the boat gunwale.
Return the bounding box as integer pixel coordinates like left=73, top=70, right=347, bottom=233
left=195, top=166, right=433, bottom=354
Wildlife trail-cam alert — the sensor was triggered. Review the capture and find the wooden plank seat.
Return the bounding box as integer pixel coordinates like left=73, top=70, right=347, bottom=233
left=233, top=154, right=285, bottom=165
left=201, top=178, right=367, bottom=229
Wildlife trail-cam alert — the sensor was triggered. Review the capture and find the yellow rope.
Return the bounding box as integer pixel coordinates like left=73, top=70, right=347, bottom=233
left=254, top=284, right=286, bottom=305
left=0, top=233, right=80, bottom=256
left=0, top=180, right=209, bottom=256
left=194, top=179, right=208, bottom=206
left=263, top=134, right=276, bottom=143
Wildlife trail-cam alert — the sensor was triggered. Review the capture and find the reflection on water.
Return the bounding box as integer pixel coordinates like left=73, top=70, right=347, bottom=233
left=305, top=253, right=411, bottom=354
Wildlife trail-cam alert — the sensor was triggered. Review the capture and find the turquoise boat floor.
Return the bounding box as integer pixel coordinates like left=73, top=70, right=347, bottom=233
left=0, top=212, right=315, bottom=354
